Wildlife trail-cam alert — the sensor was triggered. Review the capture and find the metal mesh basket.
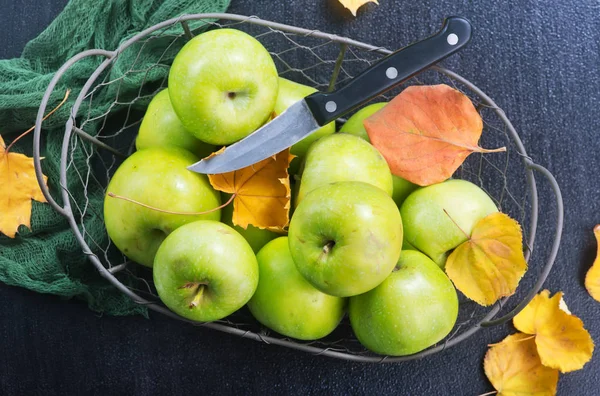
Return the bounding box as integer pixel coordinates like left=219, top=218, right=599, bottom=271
left=32, top=14, right=563, bottom=362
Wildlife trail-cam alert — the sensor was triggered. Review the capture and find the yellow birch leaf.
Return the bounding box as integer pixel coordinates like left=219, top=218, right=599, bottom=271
left=484, top=333, right=559, bottom=396
left=445, top=212, right=527, bottom=306
left=584, top=225, right=600, bottom=302
left=0, top=135, right=48, bottom=238
left=338, top=0, right=378, bottom=16
left=513, top=290, right=594, bottom=373
left=208, top=148, right=293, bottom=231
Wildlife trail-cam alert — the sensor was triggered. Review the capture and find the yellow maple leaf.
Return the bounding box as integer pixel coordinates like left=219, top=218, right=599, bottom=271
left=445, top=212, right=528, bottom=306
left=338, top=0, right=379, bottom=16
left=584, top=225, right=600, bottom=302
left=484, top=333, right=559, bottom=396
left=208, top=149, right=293, bottom=231
left=0, top=135, right=48, bottom=238
left=513, top=290, right=594, bottom=373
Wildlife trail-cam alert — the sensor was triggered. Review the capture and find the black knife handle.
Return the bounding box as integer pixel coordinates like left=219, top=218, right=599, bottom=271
left=304, top=16, right=472, bottom=125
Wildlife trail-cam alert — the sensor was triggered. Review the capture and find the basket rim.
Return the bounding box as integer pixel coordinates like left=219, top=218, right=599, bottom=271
left=31, top=13, right=564, bottom=363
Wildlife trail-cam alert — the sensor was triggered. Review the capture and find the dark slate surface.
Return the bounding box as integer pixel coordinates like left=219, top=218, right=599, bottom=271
left=1, top=0, right=599, bottom=394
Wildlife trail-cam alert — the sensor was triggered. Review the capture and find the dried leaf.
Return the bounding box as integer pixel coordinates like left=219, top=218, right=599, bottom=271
left=208, top=149, right=293, bottom=231
left=0, top=135, right=48, bottom=238
left=445, top=212, right=527, bottom=306
left=513, top=290, right=594, bottom=373
left=364, top=84, right=505, bottom=186
left=338, top=0, right=378, bottom=16
left=484, top=333, right=559, bottom=396
left=584, top=225, right=600, bottom=302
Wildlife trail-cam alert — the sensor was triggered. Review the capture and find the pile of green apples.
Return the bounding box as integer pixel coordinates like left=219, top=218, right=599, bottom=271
left=104, top=28, right=499, bottom=357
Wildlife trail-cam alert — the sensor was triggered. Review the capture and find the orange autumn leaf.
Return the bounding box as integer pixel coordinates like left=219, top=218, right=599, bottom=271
left=0, top=135, right=48, bottom=238
left=338, top=0, right=378, bottom=16
left=364, top=84, right=505, bottom=186
left=208, top=149, right=293, bottom=231
left=445, top=212, right=527, bottom=306
left=513, top=290, right=594, bottom=373
left=484, top=333, right=559, bottom=396
left=584, top=225, right=600, bottom=302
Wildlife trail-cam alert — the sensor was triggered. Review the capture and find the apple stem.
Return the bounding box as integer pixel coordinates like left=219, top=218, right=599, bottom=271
left=106, top=192, right=235, bottom=215
left=442, top=209, right=470, bottom=239
left=189, top=285, right=205, bottom=309
left=178, top=281, right=208, bottom=309
left=322, top=240, right=335, bottom=255
left=5, top=89, right=71, bottom=154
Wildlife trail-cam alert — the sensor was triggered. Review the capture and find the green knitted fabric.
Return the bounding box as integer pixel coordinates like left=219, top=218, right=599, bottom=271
left=0, top=0, right=230, bottom=316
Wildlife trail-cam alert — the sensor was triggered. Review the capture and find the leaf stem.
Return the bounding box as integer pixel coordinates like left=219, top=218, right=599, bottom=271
left=487, top=334, right=535, bottom=347
left=477, top=391, right=498, bottom=396
left=443, top=208, right=470, bottom=239
left=5, top=89, right=71, bottom=154
left=474, top=146, right=507, bottom=154
left=106, top=192, right=235, bottom=215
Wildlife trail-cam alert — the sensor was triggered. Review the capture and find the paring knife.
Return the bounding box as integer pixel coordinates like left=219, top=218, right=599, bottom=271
left=188, top=16, right=472, bottom=175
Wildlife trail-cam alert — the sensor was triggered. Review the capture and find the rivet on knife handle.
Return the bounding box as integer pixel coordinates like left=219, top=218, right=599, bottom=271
left=304, top=16, right=472, bottom=126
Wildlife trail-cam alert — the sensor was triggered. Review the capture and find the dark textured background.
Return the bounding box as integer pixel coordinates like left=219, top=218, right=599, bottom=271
left=1, top=0, right=599, bottom=394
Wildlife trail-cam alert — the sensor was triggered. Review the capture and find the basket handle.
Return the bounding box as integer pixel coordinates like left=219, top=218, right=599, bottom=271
left=480, top=161, right=564, bottom=327
left=33, top=49, right=114, bottom=217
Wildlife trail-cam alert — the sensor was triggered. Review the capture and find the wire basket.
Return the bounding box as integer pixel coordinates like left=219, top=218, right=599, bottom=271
left=32, top=13, right=563, bottom=363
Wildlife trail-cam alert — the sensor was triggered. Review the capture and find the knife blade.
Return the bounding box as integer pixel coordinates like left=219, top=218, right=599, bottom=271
left=188, top=16, right=472, bottom=174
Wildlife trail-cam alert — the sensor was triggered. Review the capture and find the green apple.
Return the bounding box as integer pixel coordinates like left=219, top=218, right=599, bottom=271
left=135, top=89, right=216, bottom=158
left=390, top=175, right=420, bottom=208
left=168, top=29, right=279, bottom=145
left=295, top=133, right=393, bottom=207
left=247, top=237, right=346, bottom=340
left=153, top=220, right=258, bottom=322
left=339, top=102, right=387, bottom=141
left=402, top=237, right=417, bottom=251
left=339, top=102, right=419, bottom=207
left=104, top=147, right=221, bottom=267
left=349, top=250, right=459, bottom=356
left=400, top=179, right=498, bottom=268
left=221, top=193, right=278, bottom=253
left=274, top=77, right=336, bottom=174
left=288, top=181, right=403, bottom=297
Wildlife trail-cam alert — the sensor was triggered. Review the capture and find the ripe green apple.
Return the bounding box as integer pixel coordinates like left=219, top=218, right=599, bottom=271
left=274, top=77, right=336, bottom=174
left=391, top=175, right=420, bottom=209
left=295, top=133, right=393, bottom=207
left=247, top=237, right=346, bottom=340
left=400, top=179, right=498, bottom=268
left=135, top=89, right=216, bottom=158
left=339, top=102, right=387, bottom=141
left=221, top=193, right=278, bottom=253
left=168, top=29, right=279, bottom=145
left=153, top=220, right=258, bottom=322
left=339, top=102, right=419, bottom=207
left=349, top=250, right=459, bottom=356
left=288, top=181, right=403, bottom=297
left=104, top=147, right=221, bottom=267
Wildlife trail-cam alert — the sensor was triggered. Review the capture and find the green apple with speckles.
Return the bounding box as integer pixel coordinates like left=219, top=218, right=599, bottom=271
left=248, top=237, right=346, bottom=340
left=289, top=181, right=403, bottom=297
left=168, top=28, right=279, bottom=145
left=104, top=147, right=221, bottom=267
left=274, top=77, right=336, bottom=175
left=401, top=179, right=498, bottom=268
left=153, top=220, right=258, bottom=322
left=135, top=89, right=216, bottom=158
left=339, top=102, right=387, bottom=141
left=221, top=193, right=278, bottom=253
left=339, top=102, right=419, bottom=208
left=349, top=250, right=458, bottom=356
left=295, top=133, right=393, bottom=207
